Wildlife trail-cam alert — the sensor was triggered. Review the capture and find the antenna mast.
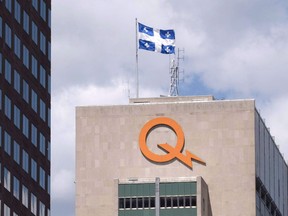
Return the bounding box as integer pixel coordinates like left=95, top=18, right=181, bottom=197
left=169, top=48, right=184, bottom=96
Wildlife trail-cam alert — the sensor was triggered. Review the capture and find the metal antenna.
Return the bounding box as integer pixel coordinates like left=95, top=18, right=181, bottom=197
left=169, top=48, right=184, bottom=96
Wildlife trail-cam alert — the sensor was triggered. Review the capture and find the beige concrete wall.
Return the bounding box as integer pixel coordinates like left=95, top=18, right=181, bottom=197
left=76, top=98, right=256, bottom=216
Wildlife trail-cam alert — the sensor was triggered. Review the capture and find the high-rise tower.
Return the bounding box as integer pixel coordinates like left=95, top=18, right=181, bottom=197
left=0, top=0, right=51, bottom=215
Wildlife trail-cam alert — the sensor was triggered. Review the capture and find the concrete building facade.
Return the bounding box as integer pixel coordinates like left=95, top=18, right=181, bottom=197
left=76, top=96, right=288, bottom=216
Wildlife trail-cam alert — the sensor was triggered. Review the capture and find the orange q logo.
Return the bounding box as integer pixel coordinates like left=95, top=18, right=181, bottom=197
left=139, top=117, right=205, bottom=169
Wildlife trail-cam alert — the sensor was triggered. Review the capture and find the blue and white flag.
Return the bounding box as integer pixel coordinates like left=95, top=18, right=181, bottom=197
left=138, top=23, right=175, bottom=54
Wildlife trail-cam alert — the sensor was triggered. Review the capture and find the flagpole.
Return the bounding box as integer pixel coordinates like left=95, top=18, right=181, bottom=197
left=135, top=18, right=139, bottom=98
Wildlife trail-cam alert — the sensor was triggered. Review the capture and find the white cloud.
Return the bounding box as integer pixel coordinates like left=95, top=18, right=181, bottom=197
left=52, top=0, right=288, bottom=215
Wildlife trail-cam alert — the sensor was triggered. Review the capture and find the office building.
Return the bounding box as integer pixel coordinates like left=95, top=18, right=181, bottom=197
left=76, top=96, right=288, bottom=216
left=0, top=0, right=51, bottom=215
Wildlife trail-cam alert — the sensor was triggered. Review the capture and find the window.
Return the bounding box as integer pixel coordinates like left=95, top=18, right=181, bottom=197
left=48, top=142, right=51, bottom=161
left=23, top=45, right=29, bottom=68
left=31, top=159, right=37, bottom=181
left=32, top=21, right=38, bottom=44
left=31, top=55, right=38, bottom=78
left=31, top=193, right=37, bottom=215
left=40, top=32, right=46, bottom=54
left=14, top=34, right=21, bottom=58
left=4, top=131, right=11, bottom=155
left=32, top=0, right=38, bottom=11
left=14, top=70, right=21, bottom=93
left=5, top=0, right=12, bottom=13
left=4, top=204, right=10, bottom=216
left=5, top=24, right=12, bottom=48
left=13, top=176, right=20, bottom=199
left=0, top=16, right=2, bottom=37
left=0, top=52, right=2, bottom=74
left=22, top=185, right=29, bottom=208
left=31, top=124, right=37, bottom=146
left=23, top=80, right=29, bottom=103
left=22, top=150, right=29, bottom=173
left=39, top=133, right=46, bottom=155
left=4, top=95, right=11, bottom=119
left=48, top=108, right=51, bottom=128
left=4, top=167, right=11, bottom=191
left=14, top=105, right=21, bottom=128
left=0, top=89, right=2, bottom=110
left=23, top=11, right=29, bottom=33
left=40, top=0, right=46, bottom=21
left=13, top=141, right=20, bottom=164
left=31, top=89, right=38, bottom=112
left=14, top=0, right=21, bottom=23
left=48, top=8, right=51, bottom=28
left=39, top=201, right=45, bottom=216
left=5, top=59, right=11, bottom=83
left=48, top=175, right=50, bottom=194
left=48, top=74, right=51, bottom=94
left=40, top=167, right=45, bottom=189
left=40, top=65, right=46, bottom=87
left=48, top=41, right=51, bottom=61
left=40, top=99, right=46, bottom=121
left=22, top=114, right=29, bottom=138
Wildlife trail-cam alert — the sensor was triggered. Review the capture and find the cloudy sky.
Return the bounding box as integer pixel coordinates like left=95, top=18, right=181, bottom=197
left=51, top=0, right=288, bottom=215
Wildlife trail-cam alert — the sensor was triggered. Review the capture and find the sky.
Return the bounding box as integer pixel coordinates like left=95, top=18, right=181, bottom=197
left=52, top=0, right=288, bottom=215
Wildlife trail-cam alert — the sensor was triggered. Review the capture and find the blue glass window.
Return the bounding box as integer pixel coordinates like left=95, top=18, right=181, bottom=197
left=40, top=167, right=45, bottom=189
left=0, top=53, right=2, bottom=74
left=40, top=0, right=46, bottom=21
left=23, top=45, right=29, bottom=69
left=40, top=32, right=46, bottom=54
left=0, top=16, right=2, bottom=37
left=4, top=167, right=11, bottom=191
left=5, top=0, right=12, bottom=13
left=39, top=201, right=45, bottom=216
left=23, top=11, right=29, bottom=33
left=48, top=141, right=50, bottom=161
left=39, top=132, right=46, bottom=155
left=48, top=41, right=51, bottom=61
left=5, top=59, right=11, bottom=83
left=32, top=21, right=38, bottom=44
left=14, top=0, right=21, bottom=23
left=31, top=193, right=37, bottom=215
left=31, top=55, right=38, bottom=78
left=13, top=105, right=20, bottom=129
left=0, top=16, right=2, bottom=38
left=48, top=8, right=51, bottom=28
left=48, top=74, right=51, bottom=94
left=4, top=95, right=12, bottom=119
left=0, top=89, right=2, bottom=110
left=40, top=99, right=46, bottom=121
left=32, top=0, right=38, bottom=11
left=31, top=124, right=37, bottom=146
left=22, top=185, right=29, bottom=207
left=22, top=150, right=29, bottom=173
left=5, top=24, right=12, bottom=48
left=4, top=131, right=11, bottom=155
left=40, top=65, right=46, bottom=87
left=13, top=176, right=20, bottom=200
left=23, top=80, right=29, bottom=103
left=13, top=141, right=20, bottom=164
left=14, top=70, right=21, bottom=93
left=14, top=34, right=21, bottom=58
left=31, top=89, right=38, bottom=112
left=31, top=159, right=37, bottom=181
left=22, top=114, right=29, bottom=138
left=48, top=108, right=51, bottom=128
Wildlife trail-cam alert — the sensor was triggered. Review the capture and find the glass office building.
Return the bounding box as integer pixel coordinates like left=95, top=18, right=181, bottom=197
left=0, top=0, right=51, bottom=215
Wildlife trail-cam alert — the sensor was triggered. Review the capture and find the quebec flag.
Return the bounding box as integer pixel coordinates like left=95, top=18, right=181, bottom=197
left=138, top=23, right=175, bottom=54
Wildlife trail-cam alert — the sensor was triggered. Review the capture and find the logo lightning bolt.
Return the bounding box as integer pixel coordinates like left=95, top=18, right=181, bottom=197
left=158, top=143, right=206, bottom=168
